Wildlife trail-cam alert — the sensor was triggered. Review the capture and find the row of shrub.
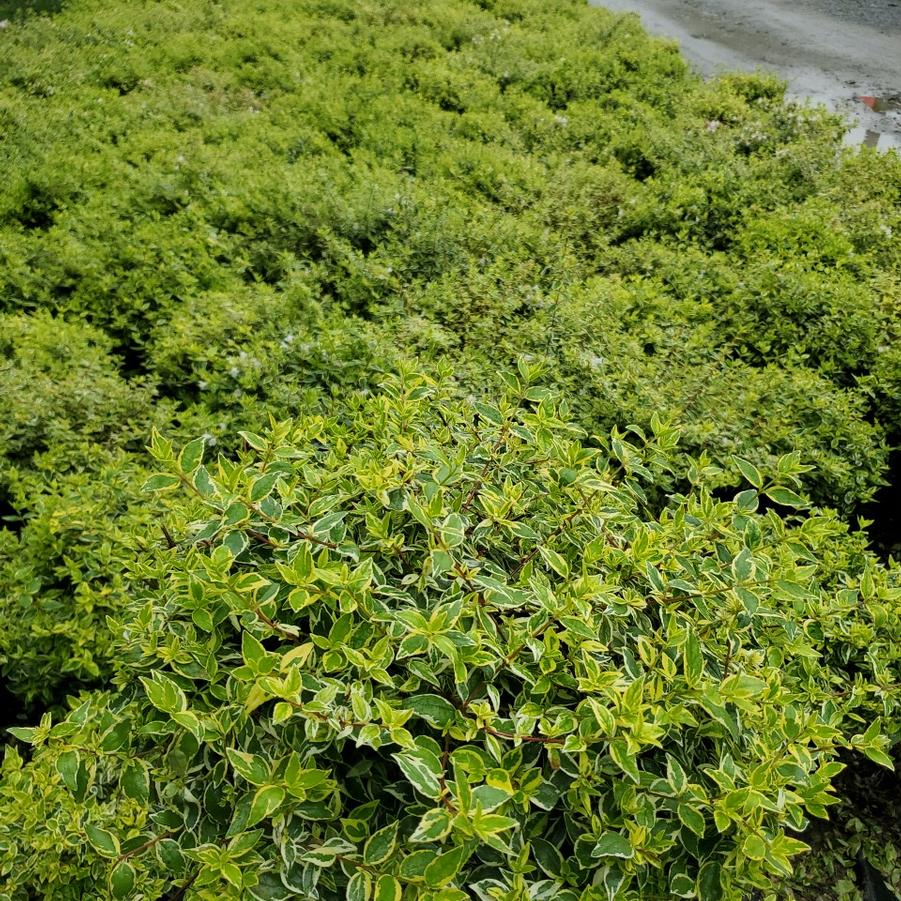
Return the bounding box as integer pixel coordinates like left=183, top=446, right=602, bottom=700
left=0, top=0, right=899, bottom=898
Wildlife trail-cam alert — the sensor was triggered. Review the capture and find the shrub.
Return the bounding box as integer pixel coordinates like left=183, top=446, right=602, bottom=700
left=2, top=370, right=898, bottom=900
left=0, top=456, right=160, bottom=707
left=455, top=275, right=888, bottom=510
left=0, top=312, right=158, bottom=474
left=0, top=0, right=898, bottom=514
left=147, top=285, right=402, bottom=429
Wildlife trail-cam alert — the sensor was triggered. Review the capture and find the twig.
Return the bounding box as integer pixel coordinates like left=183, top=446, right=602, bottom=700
left=161, top=871, right=198, bottom=901
left=117, top=830, right=175, bottom=863
left=160, top=524, right=176, bottom=549
left=483, top=725, right=564, bottom=745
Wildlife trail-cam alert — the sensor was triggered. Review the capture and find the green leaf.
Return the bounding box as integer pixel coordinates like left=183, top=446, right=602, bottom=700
left=764, top=486, right=807, bottom=508
left=473, top=813, right=517, bottom=836
left=731, top=548, right=753, bottom=583
left=6, top=726, right=38, bottom=743
left=411, top=808, right=453, bottom=843
left=697, top=860, right=723, bottom=901
left=609, top=739, right=640, bottom=783
left=100, top=719, right=132, bottom=752
left=863, top=746, right=894, bottom=769
left=474, top=402, right=503, bottom=425
left=721, top=673, right=767, bottom=701
left=56, top=749, right=80, bottom=793
left=666, top=755, right=688, bottom=795
left=473, top=575, right=526, bottom=609
left=374, top=875, right=402, bottom=901
left=122, top=761, right=150, bottom=804
left=424, top=844, right=468, bottom=888
left=250, top=472, right=281, bottom=503
left=141, top=672, right=187, bottom=715
left=239, top=431, right=269, bottom=452
left=733, top=457, right=762, bottom=489
left=346, top=871, right=371, bottom=901
left=221, top=861, right=243, bottom=889
left=538, top=546, right=569, bottom=578
left=223, top=530, right=249, bottom=557
left=156, top=838, right=185, bottom=872
left=734, top=489, right=759, bottom=513
left=224, top=501, right=250, bottom=527
left=142, top=473, right=181, bottom=493
left=532, top=838, right=564, bottom=877
left=85, top=823, right=120, bottom=857
left=677, top=804, right=706, bottom=837
left=471, top=784, right=510, bottom=812
left=247, top=785, right=286, bottom=827
left=592, top=832, right=634, bottom=859
left=110, top=861, right=136, bottom=899
left=404, top=694, right=457, bottom=728
left=392, top=747, right=443, bottom=799
left=227, top=748, right=270, bottom=786
left=400, top=850, right=435, bottom=879
left=508, top=521, right=540, bottom=541
left=684, top=630, right=703, bottom=685
left=179, top=437, right=206, bottom=473
left=743, top=833, right=767, bottom=860
left=559, top=616, right=596, bottom=640
left=439, top=513, right=467, bottom=548
left=312, top=511, right=346, bottom=536
left=242, top=630, right=268, bottom=669
left=431, top=549, right=455, bottom=575
left=364, top=821, right=399, bottom=866
left=671, top=873, right=696, bottom=898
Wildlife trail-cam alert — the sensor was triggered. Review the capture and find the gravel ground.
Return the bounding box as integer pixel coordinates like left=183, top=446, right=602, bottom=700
left=590, top=0, right=901, bottom=149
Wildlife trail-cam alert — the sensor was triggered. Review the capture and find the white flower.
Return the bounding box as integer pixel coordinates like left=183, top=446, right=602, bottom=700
left=229, top=366, right=240, bottom=378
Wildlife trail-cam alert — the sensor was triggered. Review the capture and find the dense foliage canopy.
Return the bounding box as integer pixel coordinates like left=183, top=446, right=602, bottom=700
left=0, top=0, right=900, bottom=898
left=4, top=369, right=900, bottom=901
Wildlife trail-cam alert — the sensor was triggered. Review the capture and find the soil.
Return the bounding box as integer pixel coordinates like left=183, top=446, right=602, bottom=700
left=590, top=0, right=901, bottom=150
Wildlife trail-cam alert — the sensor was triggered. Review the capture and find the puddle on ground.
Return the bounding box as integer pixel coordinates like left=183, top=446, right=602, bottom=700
left=589, top=1, right=901, bottom=154
left=858, top=95, right=901, bottom=114
left=767, top=89, right=899, bottom=153
left=843, top=95, right=901, bottom=152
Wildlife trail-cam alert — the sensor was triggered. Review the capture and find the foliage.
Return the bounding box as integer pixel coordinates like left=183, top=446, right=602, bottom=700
left=0, top=0, right=900, bottom=896
left=2, top=370, right=900, bottom=900
left=0, top=456, right=160, bottom=707
left=0, top=312, right=158, bottom=474
left=0, top=0, right=898, bottom=515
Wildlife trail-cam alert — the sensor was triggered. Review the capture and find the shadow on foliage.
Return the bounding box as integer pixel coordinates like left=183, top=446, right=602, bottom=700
left=0, top=491, right=20, bottom=535
left=857, top=857, right=900, bottom=901
left=0, top=0, right=63, bottom=19
left=0, top=680, right=28, bottom=733
left=862, top=448, right=901, bottom=560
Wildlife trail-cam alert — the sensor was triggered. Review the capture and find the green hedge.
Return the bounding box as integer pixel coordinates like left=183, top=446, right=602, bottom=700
left=2, top=371, right=900, bottom=900
left=0, top=0, right=900, bottom=896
